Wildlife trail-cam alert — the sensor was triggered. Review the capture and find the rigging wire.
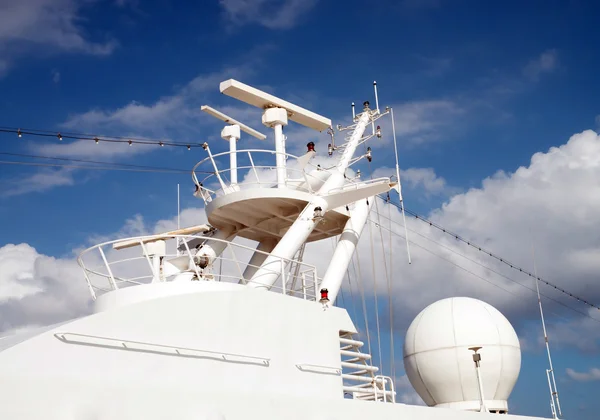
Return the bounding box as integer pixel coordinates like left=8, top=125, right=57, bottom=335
left=371, top=216, right=595, bottom=325
left=371, top=197, right=600, bottom=323
left=381, top=197, right=600, bottom=313
left=0, top=160, right=192, bottom=174
left=353, top=251, right=374, bottom=358
left=387, top=193, right=396, bottom=382
left=373, top=194, right=395, bottom=381
left=1, top=127, right=204, bottom=149
left=367, top=215, right=384, bottom=375
left=0, top=151, right=194, bottom=173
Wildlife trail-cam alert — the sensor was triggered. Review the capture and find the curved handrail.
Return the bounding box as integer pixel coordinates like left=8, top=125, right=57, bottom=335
left=77, top=234, right=320, bottom=301
left=190, top=148, right=349, bottom=202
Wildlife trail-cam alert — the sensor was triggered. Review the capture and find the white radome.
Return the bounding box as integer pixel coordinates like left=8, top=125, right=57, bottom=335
left=403, top=297, right=521, bottom=413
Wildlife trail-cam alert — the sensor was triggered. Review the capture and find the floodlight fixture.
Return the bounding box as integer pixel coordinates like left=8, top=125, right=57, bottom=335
left=219, top=79, right=332, bottom=132
left=200, top=105, right=266, bottom=140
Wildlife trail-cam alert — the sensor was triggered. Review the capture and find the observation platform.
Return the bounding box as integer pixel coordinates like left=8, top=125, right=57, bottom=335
left=77, top=233, right=320, bottom=304
left=192, top=149, right=387, bottom=243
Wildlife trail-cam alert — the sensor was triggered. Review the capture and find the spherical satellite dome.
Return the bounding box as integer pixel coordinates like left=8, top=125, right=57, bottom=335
left=403, top=297, right=521, bottom=413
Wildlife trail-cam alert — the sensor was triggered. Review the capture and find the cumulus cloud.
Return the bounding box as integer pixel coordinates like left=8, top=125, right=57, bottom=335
left=523, top=49, right=558, bottom=82
left=0, top=0, right=117, bottom=73
left=219, top=0, right=318, bottom=29
left=0, top=66, right=255, bottom=196
left=0, top=167, right=75, bottom=197
left=2, top=129, right=600, bottom=370
left=61, top=67, right=250, bottom=138
left=0, top=243, right=91, bottom=333
left=400, top=167, right=455, bottom=197
left=566, top=367, right=600, bottom=382
left=393, top=100, right=464, bottom=145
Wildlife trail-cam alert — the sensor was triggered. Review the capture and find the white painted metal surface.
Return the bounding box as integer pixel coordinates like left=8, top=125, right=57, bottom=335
left=320, top=197, right=373, bottom=304
left=220, top=79, right=332, bottom=131
left=0, top=78, right=548, bottom=420
left=201, top=105, right=267, bottom=140
left=403, top=297, right=521, bottom=413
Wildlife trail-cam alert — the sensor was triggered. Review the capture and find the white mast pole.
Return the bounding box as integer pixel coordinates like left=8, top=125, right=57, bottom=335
left=262, top=108, right=288, bottom=188
left=177, top=183, right=181, bottom=256
left=249, top=108, right=373, bottom=291
left=229, top=137, right=238, bottom=185
left=469, top=347, right=488, bottom=413
left=319, top=197, right=373, bottom=303
left=373, top=81, right=380, bottom=113
left=531, top=239, right=562, bottom=418
left=390, top=107, right=412, bottom=264
left=220, top=124, right=241, bottom=187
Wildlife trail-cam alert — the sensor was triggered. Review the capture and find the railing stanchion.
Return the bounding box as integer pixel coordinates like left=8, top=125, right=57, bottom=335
left=281, top=258, right=286, bottom=295
left=98, top=247, right=118, bottom=290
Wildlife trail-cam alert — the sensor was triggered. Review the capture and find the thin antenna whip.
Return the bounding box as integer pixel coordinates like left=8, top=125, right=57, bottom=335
left=177, top=184, right=181, bottom=256
left=390, top=107, right=412, bottom=264
left=531, top=237, right=562, bottom=418
left=373, top=81, right=380, bottom=113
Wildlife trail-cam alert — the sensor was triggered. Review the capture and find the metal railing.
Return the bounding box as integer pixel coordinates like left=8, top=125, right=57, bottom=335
left=77, top=234, right=320, bottom=301
left=191, top=148, right=335, bottom=203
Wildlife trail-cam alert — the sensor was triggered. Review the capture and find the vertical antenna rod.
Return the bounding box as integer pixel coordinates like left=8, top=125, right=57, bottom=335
left=390, top=108, right=412, bottom=264
left=373, top=81, right=380, bottom=113
left=531, top=239, right=562, bottom=419
left=176, top=183, right=181, bottom=256
left=469, top=347, right=488, bottom=413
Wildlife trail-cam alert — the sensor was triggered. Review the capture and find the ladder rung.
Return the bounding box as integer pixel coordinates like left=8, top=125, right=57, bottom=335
left=348, top=369, right=374, bottom=376
left=339, top=337, right=364, bottom=347
left=342, top=374, right=374, bottom=383
left=342, top=362, right=378, bottom=372
left=340, top=350, right=371, bottom=359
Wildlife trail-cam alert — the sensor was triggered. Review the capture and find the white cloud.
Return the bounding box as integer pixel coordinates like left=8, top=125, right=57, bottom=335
left=400, top=167, right=453, bottom=197
left=0, top=243, right=90, bottom=333
left=61, top=67, right=249, bottom=136
left=0, top=167, right=75, bottom=197
left=36, top=139, right=156, bottom=160
left=3, top=129, right=600, bottom=365
left=523, top=49, right=558, bottom=81
left=219, top=0, right=318, bottom=29
left=566, top=367, right=600, bottom=382
left=393, top=100, right=464, bottom=145
left=51, top=69, right=60, bottom=84
left=394, top=374, right=425, bottom=404
left=0, top=0, right=117, bottom=73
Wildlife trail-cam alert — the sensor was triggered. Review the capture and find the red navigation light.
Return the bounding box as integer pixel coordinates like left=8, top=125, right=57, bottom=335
left=320, top=288, right=329, bottom=302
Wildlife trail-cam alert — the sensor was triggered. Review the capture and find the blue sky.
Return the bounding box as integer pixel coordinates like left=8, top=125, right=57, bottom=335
left=1, top=0, right=600, bottom=417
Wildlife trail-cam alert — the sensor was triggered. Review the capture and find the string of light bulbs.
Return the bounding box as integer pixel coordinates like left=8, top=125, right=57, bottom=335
left=380, top=196, right=600, bottom=312
left=0, top=151, right=196, bottom=173
left=0, top=127, right=205, bottom=150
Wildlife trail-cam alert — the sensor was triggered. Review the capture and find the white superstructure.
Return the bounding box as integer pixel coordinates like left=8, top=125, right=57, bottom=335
left=403, top=297, right=522, bottom=413
left=0, top=80, right=553, bottom=420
